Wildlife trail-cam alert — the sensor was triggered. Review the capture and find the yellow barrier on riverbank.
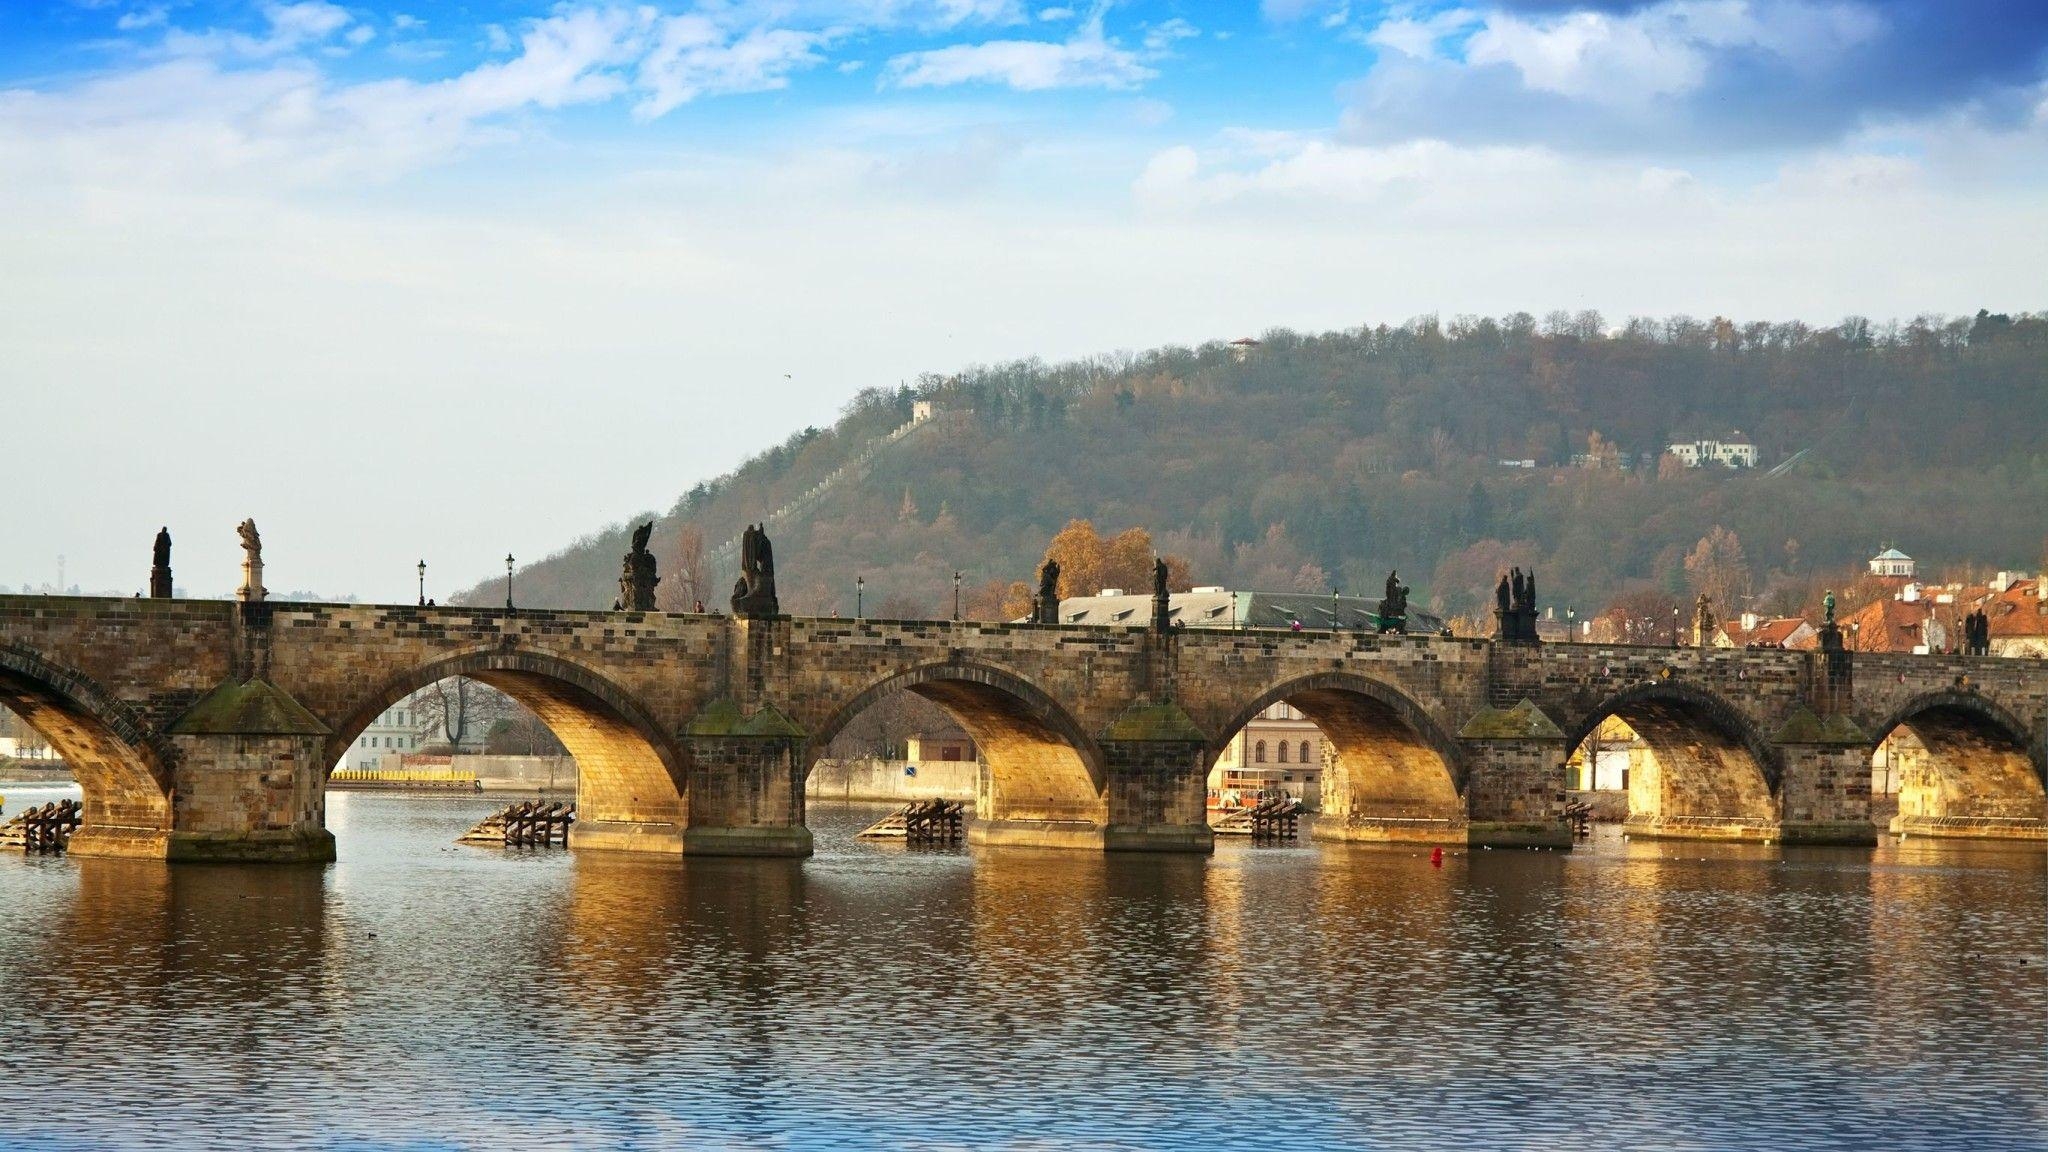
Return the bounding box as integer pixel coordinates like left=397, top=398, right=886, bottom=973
left=331, top=768, right=481, bottom=791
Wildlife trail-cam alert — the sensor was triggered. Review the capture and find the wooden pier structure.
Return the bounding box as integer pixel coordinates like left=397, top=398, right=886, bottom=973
left=857, top=799, right=967, bottom=845
left=459, top=801, right=575, bottom=847
left=0, top=799, right=84, bottom=854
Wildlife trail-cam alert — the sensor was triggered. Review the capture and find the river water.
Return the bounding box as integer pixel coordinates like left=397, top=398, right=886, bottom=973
left=0, top=785, right=2041, bottom=1151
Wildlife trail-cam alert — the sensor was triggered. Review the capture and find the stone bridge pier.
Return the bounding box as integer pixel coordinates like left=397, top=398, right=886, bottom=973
left=1, top=593, right=2044, bottom=862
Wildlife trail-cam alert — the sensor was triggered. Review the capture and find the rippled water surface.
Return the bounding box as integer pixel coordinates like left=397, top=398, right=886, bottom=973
left=1, top=786, right=2043, bottom=1151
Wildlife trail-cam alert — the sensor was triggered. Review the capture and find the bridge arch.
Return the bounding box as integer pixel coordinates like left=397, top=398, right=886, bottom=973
left=1872, top=691, right=2046, bottom=837
left=1564, top=680, right=1779, bottom=836
left=331, top=648, right=687, bottom=830
left=0, top=643, right=173, bottom=838
left=1219, top=672, right=1466, bottom=839
left=811, top=661, right=1107, bottom=827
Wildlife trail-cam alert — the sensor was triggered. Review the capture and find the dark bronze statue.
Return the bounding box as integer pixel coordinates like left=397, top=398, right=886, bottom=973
left=1378, top=570, right=1409, bottom=634
left=1034, top=559, right=1061, bottom=624
left=149, top=527, right=172, bottom=599
left=729, top=523, right=780, bottom=618
left=1151, top=556, right=1171, bottom=633
left=1496, top=566, right=1540, bottom=643
left=618, top=521, right=659, bottom=612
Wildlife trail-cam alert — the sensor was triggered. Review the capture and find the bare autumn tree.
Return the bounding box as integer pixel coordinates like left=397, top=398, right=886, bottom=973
left=412, top=678, right=517, bottom=752
left=963, top=577, right=1034, bottom=621
left=656, top=524, right=710, bottom=613
left=1684, top=526, right=1752, bottom=616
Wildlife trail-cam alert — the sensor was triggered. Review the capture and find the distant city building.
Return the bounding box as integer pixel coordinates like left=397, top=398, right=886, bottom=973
left=1228, top=337, right=1262, bottom=363
left=1868, top=547, right=1915, bottom=578
left=1666, top=433, right=1758, bottom=468
left=911, top=399, right=936, bottom=423
left=906, top=725, right=975, bottom=763
left=337, top=686, right=490, bottom=771
left=1209, top=701, right=1322, bottom=807
left=1980, top=574, right=2048, bottom=657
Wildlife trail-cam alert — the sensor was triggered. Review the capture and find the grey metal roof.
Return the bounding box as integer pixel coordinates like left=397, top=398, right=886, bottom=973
left=1054, top=590, right=1444, bottom=634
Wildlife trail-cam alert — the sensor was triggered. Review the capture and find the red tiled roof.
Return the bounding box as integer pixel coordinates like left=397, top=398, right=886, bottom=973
left=1985, top=578, right=2048, bottom=639
left=1838, top=597, right=1939, bottom=653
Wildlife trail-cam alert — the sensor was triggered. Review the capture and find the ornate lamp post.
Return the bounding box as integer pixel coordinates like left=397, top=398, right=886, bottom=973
left=1566, top=606, right=1575, bottom=643
left=505, top=554, right=515, bottom=611
left=417, top=559, right=427, bottom=607
left=1672, top=605, right=1679, bottom=647
left=1332, top=587, right=1340, bottom=631
left=856, top=575, right=864, bottom=621
left=953, top=570, right=962, bottom=621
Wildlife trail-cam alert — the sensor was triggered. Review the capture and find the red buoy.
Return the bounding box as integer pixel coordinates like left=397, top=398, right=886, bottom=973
left=1430, top=846, right=1444, bottom=867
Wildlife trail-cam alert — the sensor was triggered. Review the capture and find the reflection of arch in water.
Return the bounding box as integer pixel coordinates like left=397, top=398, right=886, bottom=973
left=334, top=649, right=688, bottom=846
left=0, top=644, right=173, bottom=856
left=812, top=662, right=1106, bottom=836
left=1874, top=692, right=2046, bottom=840
left=1217, top=673, right=1465, bottom=843
left=1563, top=682, right=1778, bottom=840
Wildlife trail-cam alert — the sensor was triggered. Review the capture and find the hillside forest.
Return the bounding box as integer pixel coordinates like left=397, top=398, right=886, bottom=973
left=453, top=309, right=2048, bottom=631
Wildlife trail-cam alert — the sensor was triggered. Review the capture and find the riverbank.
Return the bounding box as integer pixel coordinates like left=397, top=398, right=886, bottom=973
left=805, top=758, right=977, bottom=804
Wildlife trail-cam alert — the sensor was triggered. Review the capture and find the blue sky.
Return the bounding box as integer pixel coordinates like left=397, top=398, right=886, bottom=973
left=3, top=1, right=2045, bottom=600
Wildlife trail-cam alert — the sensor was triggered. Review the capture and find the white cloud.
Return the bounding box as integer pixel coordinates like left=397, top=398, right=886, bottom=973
left=391, top=14, right=423, bottom=32
left=1038, top=7, right=1075, bottom=21
left=634, top=16, right=829, bottom=118
left=1322, top=6, right=1350, bottom=31
left=1464, top=1, right=1883, bottom=105
left=883, top=13, right=1153, bottom=90
left=1362, top=8, right=1476, bottom=60
left=0, top=7, right=645, bottom=189
left=164, top=1, right=358, bottom=58
left=1143, top=18, right=1199, bottom=55
left=115, top=5, right=169, bottom=32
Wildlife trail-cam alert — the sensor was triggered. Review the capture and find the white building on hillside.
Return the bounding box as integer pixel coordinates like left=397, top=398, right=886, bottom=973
left=1667, top=433, right=1759, bottom=468
left=1869, top=547, right=1915, bottom=578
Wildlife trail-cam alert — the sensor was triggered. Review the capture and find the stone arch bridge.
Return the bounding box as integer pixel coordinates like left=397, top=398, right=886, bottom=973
left=1, top=595, right=2042, bottom=861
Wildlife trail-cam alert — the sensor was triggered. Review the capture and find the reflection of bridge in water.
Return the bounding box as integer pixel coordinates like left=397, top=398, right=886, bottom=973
left=1, top=594, right=2042, bottom=861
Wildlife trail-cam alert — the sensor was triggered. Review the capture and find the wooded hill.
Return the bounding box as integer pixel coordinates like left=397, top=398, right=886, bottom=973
left=452, top=309, right=2048, bottom=624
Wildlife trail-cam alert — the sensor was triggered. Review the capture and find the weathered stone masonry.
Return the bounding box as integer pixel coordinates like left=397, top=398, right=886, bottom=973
left=1, top=594, right=2042, bottom=862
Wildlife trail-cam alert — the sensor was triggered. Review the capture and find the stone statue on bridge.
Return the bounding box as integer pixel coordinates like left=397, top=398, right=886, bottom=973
left=1151, top=556, right=1171, bottom=633
left=1496, top=567, right=1539, bottom=643
left=1034, top=559, right=1061, bottom=624
left=1965, top=608, right=1991, bottom=656
left=1379, top=570, right=1409, bottom=634
left=618, top=521, right=659, bottom=612
left=149, top=527, right=172, bottom=599
left=235, top=519, right=265, bottom=603
left=1693, top=593, right=1716, bottom=648
left=729, top=524, right=780, bottom=618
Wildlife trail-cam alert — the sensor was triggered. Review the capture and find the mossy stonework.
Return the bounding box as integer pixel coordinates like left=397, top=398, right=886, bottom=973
left=1, top=595, right=2043, bottom=860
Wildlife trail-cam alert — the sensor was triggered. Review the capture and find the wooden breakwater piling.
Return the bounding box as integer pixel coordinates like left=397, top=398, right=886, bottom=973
left=0, top=798, right=83, bottom=854
left=1211, top=796, right=1302, bottom=841
left=459, top=801, right=575, bottom=847
left=857, top=799, right=967, bottom=845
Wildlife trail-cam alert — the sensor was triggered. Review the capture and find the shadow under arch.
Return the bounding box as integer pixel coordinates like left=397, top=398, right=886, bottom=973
left=1218, top=671, right=1467, bottom=843
left=1564, top=680, right=1780, bottom=838
left=810, top=660, right=1108, bottom=827
left=0, top=643, right=174, bottom=851
left=1872, top=691, right=2046, bottom=838
left=331, top=647, right=688, bottom=837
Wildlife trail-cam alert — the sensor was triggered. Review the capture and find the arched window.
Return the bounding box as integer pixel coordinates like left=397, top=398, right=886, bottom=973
left=1254, top=740, right=1266, bottom=763
left=1300, top=740, right=1312, bottom=763
left=1277, top=740, right=1289, bottom=763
